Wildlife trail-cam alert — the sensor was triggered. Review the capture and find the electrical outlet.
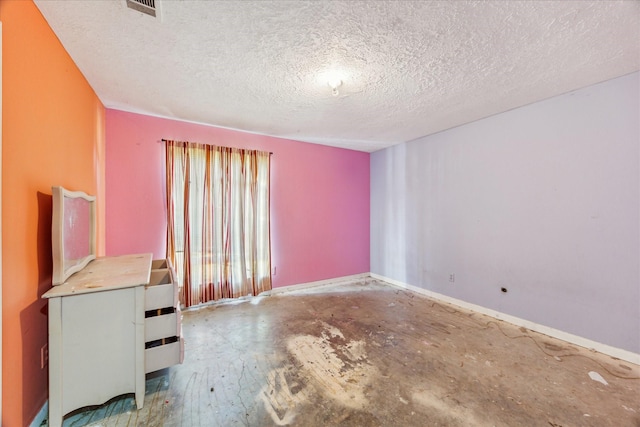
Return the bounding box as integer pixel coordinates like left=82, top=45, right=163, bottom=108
left=41, top=344, right=48, bottom=369
left=449, top=273, right=455, bottom=283
left=272, top=266, right=277, bottom=276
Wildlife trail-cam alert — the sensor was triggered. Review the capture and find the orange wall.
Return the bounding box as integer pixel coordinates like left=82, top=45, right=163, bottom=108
left=0, top=1, right=105, bottom=425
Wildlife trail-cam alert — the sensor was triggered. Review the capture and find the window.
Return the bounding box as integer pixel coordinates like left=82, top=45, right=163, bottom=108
left=165, top=140, right=271, bottom=307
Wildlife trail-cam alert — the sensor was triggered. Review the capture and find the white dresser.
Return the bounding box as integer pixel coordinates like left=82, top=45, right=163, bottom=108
left=43, top=253, right=184, bottom=427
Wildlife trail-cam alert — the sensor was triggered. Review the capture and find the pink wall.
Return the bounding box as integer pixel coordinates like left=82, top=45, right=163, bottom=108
left=105, top=109, right=370, bottom=287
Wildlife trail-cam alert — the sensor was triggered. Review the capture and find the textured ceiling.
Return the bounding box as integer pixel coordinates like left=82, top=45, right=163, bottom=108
left=34, top=0, right=639, bottom=152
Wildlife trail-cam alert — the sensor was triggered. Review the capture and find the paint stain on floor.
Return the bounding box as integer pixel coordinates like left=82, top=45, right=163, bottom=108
left=286, top=322, right=377, bottom=410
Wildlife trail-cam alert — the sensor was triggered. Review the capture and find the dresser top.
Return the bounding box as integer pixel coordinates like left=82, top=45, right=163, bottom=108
left=43, top=253, right=153, bottom=298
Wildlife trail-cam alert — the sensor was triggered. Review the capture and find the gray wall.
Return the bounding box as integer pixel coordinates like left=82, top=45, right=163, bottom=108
left=371, top=72, right=639, bottom=353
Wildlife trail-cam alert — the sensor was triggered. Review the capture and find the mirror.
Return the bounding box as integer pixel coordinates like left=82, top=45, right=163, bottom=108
left=51, top=186, right=96, bottom=285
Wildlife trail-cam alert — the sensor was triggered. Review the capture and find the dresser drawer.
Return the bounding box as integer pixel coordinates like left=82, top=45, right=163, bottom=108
left=145, top=269, right=178, bottom=311
left=144, top=336, right=184, bottom=373
left=145, top=307, right=181, bottom=342
left=151, top=258, right=175, bottom=271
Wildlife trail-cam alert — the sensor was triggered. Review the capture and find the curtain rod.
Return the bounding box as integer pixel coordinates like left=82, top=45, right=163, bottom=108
left=160, top=139, right=272, bottom=155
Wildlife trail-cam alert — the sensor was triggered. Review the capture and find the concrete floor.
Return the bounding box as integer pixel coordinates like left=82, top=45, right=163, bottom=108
left=58, top=279, right=639, bottom=426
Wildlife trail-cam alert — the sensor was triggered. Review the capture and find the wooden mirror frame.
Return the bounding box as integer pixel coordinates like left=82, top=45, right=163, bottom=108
left=51, top=186, right=97, bottom=285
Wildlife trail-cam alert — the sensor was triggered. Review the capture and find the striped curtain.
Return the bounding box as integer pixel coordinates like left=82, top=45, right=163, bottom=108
left=165, top=140, right=271, bottom=307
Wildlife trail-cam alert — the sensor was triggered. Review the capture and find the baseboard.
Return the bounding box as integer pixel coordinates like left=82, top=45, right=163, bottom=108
left=371, top=273, right=640, bottom=366
left=30, top=400, right=47, bottom=427
left=264, top=273, right=370, bottom=295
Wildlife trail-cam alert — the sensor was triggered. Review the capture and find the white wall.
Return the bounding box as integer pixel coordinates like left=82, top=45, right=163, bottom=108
left=371, top=72, right=639, bottom=354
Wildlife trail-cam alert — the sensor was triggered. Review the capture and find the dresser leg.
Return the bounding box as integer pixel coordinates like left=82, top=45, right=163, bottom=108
left=48, top=297, right=63, bottom=427
left=48, top=407, right=62, bottom=427
left=135, top=391, right=144, bottom=410
left=135, top=285, right=146, bottom=410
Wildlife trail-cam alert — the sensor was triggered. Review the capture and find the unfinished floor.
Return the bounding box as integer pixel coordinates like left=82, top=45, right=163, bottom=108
left=55, top=279, right=639, bottom=427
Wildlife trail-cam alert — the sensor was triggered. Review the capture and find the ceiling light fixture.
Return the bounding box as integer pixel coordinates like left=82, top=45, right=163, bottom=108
left=327, top=78, right=343, bottom=97
left=317, top=68, right=346, bottom=97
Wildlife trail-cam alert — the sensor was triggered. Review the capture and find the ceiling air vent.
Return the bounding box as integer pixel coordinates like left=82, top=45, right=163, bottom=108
left=126, top=0, right=157, bottom=17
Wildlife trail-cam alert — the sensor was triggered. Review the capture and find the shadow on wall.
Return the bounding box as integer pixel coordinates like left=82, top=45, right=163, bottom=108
left=19, top=192, right=54, bottom=421
left=20, top=300, right=48, bottom=423
left=37, top=192, right=53, bottom=296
